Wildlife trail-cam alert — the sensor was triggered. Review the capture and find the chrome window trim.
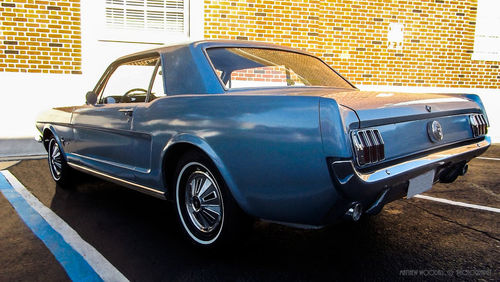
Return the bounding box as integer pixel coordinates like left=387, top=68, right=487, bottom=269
left=94, top=53, right=161, bottom=104
left=201, top=46, right=356, bottom=91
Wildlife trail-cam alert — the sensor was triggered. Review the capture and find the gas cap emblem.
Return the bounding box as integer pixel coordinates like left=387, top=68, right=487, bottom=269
left=425, top=105, right=432, bottom=112
left=427, top=120, right=443, bottom=142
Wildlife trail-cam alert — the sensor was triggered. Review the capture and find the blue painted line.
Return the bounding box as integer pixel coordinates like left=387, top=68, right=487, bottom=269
left=0, top=174, right=103, bottom=282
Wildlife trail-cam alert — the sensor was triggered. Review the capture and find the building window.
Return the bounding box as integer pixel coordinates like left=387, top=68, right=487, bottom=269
left=472, top=0, right=500, bottom=61
left=102, top=0, right=189, bottom=44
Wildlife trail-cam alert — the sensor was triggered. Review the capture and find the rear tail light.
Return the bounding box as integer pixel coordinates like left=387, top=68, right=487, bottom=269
left=351, top=129, right=385, bottom=166
left=469, top=114, right=487, bottom=137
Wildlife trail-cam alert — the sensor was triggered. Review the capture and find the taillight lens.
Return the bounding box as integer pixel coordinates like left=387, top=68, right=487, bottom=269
left=469, top=114, right=487, bottom=137
left=351, top=129, right=385, bottom=166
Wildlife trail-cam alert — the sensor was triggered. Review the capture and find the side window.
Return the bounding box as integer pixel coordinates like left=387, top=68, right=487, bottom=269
left=100, top=57, right=161, bottom=104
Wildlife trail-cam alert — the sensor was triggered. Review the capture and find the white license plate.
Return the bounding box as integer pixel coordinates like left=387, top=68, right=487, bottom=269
left=407, top=170, right=435, bottom=198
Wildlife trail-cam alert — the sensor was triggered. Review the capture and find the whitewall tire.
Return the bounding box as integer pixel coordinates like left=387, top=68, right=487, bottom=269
left=173, top=150, right=250, bottom=247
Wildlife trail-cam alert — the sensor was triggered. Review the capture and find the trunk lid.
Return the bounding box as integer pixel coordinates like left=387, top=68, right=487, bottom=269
left=321, top=90, right=482, bottom=128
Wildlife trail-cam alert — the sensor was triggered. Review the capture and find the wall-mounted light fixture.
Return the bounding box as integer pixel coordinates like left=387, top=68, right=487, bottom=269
left=387, top=23, right=404, bottom=50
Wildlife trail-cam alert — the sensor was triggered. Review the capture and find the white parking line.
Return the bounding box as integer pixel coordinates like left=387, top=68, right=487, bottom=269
left=414, top=194, right=500, bottom=213
left=1, top=171, right=129, bottom=282
left=477, top=156, right=500, bottom=161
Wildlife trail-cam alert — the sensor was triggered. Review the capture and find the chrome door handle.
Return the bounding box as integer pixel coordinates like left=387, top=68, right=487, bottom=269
left=118, top=108, right=134, bottom=117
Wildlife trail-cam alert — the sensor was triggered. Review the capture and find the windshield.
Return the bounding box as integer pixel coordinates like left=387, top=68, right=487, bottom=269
left=206, top=47, right=353, bottom=90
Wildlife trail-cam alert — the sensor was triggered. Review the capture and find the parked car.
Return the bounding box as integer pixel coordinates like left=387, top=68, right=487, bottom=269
left=36, top=40, right=490, bottom=247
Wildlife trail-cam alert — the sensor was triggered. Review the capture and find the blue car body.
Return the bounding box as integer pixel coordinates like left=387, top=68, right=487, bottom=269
left=36, top=41, right=490, bottom=227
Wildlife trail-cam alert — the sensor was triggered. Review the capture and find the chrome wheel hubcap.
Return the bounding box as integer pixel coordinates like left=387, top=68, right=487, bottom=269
left=185, top=170, right=222, bottom=233
left=49, top=139, right=62, bottom=180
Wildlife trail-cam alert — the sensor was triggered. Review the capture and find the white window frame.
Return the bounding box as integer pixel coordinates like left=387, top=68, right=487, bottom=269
left=472, top=0, right=500, bottom=61
left=100, top=0, right=190, bottom=44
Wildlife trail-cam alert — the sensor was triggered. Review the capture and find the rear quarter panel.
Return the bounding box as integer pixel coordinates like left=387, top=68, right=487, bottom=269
left=133, top=94, right=340, bottom=225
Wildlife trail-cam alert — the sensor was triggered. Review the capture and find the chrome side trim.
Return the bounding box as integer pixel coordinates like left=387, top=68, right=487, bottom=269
left=67, top=162, right=166, bottom=199
left=71, top=153, right=150, bottom=174
left=37, top=121, right=152, bottom=140
left=339, top=138, right=490, bottom=183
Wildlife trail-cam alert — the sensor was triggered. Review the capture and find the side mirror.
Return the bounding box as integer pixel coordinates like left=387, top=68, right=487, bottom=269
left=86, top=91, right=97, bottom=105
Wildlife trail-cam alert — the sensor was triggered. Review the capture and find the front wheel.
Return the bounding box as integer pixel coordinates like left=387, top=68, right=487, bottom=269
left=47, top=137, right=73, bottom=187
left=174, top=151, right=249, bottom=247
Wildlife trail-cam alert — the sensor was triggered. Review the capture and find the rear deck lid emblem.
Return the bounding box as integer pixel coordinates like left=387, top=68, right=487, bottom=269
left=427, top=120, right=443, bottom=142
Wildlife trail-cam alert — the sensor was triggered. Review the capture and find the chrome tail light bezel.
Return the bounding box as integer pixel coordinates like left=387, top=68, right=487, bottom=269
left=351, top=128, right=385, bottom=166
left=469, top=114, right=488, bottom=137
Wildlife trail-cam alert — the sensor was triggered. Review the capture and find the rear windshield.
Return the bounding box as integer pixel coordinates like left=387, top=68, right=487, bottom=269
left=205, top=47, right=353, bottom=90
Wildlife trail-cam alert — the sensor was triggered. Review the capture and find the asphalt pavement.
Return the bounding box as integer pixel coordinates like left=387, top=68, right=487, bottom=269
left=0, top=147, right=499, bottom=281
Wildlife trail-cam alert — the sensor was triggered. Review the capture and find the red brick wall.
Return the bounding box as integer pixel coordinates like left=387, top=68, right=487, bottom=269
left=0, top=0, right=81, bottom=74
left=204, top=0, right=500, bottom=88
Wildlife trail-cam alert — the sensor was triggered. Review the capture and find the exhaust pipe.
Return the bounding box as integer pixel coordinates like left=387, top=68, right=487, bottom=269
left=345, top=202, right=363, bottom=222
left=439, top=162, right=468, bottom=183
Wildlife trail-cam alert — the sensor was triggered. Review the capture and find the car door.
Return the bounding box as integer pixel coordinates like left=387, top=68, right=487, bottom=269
left=70, top=55, right=160, bottom=180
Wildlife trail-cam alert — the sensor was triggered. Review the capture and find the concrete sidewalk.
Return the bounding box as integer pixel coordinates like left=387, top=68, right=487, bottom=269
left=0, top=138, right=46, bottom=160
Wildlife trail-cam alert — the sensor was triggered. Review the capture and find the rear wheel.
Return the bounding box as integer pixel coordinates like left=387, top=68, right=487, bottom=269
left=174, top=150, right=249, bottom=247
left=48, top=137, right=73, bottom=187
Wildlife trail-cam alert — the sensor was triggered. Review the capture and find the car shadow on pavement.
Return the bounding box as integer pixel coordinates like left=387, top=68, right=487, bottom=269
left=45, top=174, right=415, bottom=281
left=8, top=159, right=498, bottom=281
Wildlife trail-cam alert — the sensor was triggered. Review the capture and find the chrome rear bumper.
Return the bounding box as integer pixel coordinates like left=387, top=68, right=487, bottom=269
left=329, top=137, right=491, bottom=213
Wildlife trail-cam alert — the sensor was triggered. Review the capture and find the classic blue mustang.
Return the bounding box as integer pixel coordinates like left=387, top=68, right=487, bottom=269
left=36, top=40, right=490, bottom=246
